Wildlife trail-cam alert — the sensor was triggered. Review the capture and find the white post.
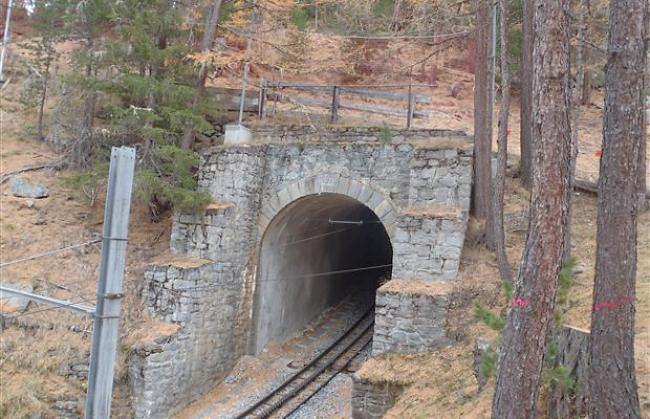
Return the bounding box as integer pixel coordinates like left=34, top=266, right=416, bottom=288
left=85, top=147, right=136, bottom=419
left=238, top=63, right=250, bottom=126
left=0, top=0, right=14, bottom=83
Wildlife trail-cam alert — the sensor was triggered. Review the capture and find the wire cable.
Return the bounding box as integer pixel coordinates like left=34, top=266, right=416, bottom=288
left=2, top=299, right=95, bottom=319
left=274, top=226, right=361, bottom=248
left=154, top=263, right=393, bottom=293
left=0, top=239, right=102, bottom=268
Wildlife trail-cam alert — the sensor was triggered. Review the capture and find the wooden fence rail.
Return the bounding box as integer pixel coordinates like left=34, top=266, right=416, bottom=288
left=206, top=83, right=434, bottom=128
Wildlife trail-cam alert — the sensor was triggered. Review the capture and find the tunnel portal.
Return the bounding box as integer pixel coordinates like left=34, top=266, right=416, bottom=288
left=251, top=193, right=393, bottom=353
left=133, top=133, right=474, bottom=417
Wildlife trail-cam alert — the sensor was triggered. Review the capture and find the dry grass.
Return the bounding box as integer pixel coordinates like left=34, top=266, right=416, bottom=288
left=148, top=252, right=212, bottom=269
left=402, top=205, right=464, bottom=220
left=0, top=54, right=173, bottom=415
left=0, top=328, right=88, bottom=417
left=380, top=279, right=453, bottom=297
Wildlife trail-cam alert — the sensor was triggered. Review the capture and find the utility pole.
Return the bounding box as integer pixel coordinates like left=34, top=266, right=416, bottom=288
left=85, top=147, right=136, bottom=418
left=0, top=0, right=14, bottom=83
left=0, top=147, right=135, bottom=417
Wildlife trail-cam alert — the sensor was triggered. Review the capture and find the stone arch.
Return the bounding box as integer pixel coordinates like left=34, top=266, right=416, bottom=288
left=258, top=174, right=399, bottom=238
left=250, top=175, right=397, bottom=353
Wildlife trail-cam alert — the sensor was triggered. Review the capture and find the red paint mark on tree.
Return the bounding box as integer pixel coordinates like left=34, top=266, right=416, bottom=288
left=511, top=297, right=530, bottom=308
left=593, top=296, right=635, bottom=312
left=594, top=149, right=603, bottom=157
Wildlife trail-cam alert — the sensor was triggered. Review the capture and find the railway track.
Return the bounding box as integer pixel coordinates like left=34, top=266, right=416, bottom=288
left=235, top=307, right=375, bottom=419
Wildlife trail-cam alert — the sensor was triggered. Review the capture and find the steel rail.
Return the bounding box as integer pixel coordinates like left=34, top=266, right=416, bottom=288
left=235, top=306, right=374, bottom=419
left=277, top=327, right=374, bottom=419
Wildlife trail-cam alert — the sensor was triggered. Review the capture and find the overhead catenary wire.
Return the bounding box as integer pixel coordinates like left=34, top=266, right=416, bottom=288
left=275, top=220, right=385, bottom=248
left=0, top=238, right=102, bottom=268
left=275, top=226, right=361, bottom=248
left=153, top=263, right=394, bottom=293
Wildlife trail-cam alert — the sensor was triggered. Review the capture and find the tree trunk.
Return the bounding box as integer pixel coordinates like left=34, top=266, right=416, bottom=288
left=638, top=86, right=647, bottom=210
left=181, top=0, right=222, bottom=150
left=580, top=0, right=592, bottom=106
left=391, top=0, right=403, bottom=31
left=484, top=1, right=497, bottom=249
left=471, top=0, right=494, bottom=240
left=518, top=0, right=534, bottom=190
left=493, top=0, right=512, bottom=283
left=588, top=0, right=646, bottom=415
left=546, top=326, right=590, bottom=419
left=491, top=0, right=572, bottom=415
left=37, top=52, right=52, bottom=141
left=563, top=0, right=586, bottom=261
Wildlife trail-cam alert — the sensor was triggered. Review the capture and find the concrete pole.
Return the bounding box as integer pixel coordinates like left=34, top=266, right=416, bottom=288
left=0, top=0, right=14, bottom=83
left=85, top=147, right=135, bottom=419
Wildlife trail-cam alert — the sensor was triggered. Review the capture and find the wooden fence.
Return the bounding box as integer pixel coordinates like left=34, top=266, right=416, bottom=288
left=206, top=83, right=435, bottom=128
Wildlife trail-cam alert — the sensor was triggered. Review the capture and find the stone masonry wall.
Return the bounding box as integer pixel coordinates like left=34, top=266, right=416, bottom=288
left=252, top=125, right=468, bottom=144
left=372, top=281, right=453, bottom=356
left=128, top=259, right=250, bottom=418
left=351, top=375, right=404, bottom=419
left=172, top=135, right=473, bottom=282
left=129, top=127, right=473, bottom=417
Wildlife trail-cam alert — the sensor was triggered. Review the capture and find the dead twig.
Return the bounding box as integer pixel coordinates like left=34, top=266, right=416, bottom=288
left=0, top=161, right=62, bottom=185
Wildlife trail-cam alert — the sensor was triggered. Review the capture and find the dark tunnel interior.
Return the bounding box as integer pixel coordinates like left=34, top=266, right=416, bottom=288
left=250, top=193, right=393, bottom=353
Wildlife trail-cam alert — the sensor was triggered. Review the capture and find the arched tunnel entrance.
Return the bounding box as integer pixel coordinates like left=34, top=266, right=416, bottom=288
left=251, top=193, right=393, bottom=354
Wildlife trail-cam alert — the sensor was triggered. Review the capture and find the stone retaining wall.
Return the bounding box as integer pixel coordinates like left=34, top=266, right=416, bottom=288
left=128, top=259, right=250, bottom=418
left=372, top=281, right=453, bottom=356
left=351, top=375, right=404, bottom=419
left=251, top=125, right=468, bottom=144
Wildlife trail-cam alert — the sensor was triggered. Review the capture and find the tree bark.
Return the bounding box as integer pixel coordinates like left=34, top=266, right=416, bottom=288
left=563, top=0, right=586, bottom=261
left=391, top=0, right=403, bottom=31
left=471, top=0, right=494, bottom=239
left=580, top=0, right=592, bottom=106
left=181, top=0, right=222, bottom=150
left=484, top=1, right=497, bottom=249
left=493, top=0, right=512, bottom=283
left=587, top=0, right=646, bottom=415
left=547, top=326, right=590, bottom=418
left=37, top=51, right=52, bottom=141
left=491, top=0, right=572, bottom=416
left=519, top=0, right=534, bottom=189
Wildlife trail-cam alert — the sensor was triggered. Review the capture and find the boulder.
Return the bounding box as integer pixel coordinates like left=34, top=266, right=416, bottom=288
left=10, top=176, right=49, bottom=199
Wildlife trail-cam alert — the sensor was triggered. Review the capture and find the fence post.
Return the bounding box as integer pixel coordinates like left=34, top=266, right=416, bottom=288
left=258, top=78, right=266, bottom=120
left=85, top=147, right=135, bottom=419
left=406, top=84, right=414, bottom=129
left=331, top=85, right=340, bottom=123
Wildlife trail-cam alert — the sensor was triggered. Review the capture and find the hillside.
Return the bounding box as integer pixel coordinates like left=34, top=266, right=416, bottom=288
left=1, top=5, right=649, bottom=418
